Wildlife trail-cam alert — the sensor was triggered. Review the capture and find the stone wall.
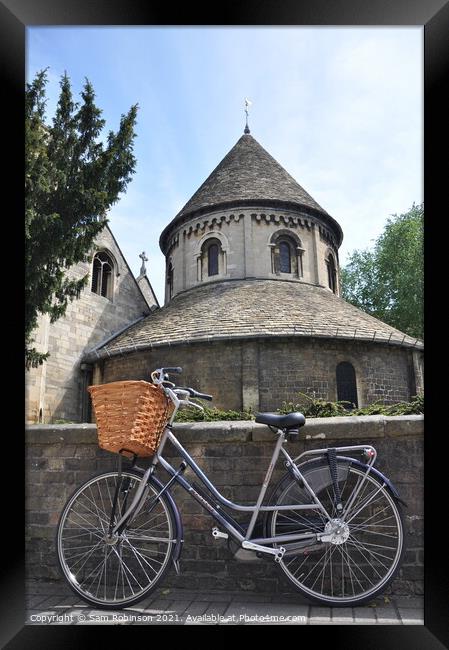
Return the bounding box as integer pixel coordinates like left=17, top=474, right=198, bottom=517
left=25, top=416, right=423, bottom=596
left=99, top=338, right=421, bottom=413
left=165, top=208, right=340, bottom=303
left=25, top=226, right=152, bottom=425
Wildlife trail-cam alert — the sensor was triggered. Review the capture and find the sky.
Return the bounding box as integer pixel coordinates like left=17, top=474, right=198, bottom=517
left=27, top=26, right=423, bottom=305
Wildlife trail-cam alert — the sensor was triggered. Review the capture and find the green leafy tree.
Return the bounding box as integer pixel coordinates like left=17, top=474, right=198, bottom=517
left=25, top=70, right=138, bottom=368
left=341, top=203, right=423, bottom=339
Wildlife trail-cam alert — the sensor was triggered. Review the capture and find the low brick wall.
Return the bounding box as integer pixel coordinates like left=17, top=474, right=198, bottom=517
left=25, top=416, right=423, bottom=596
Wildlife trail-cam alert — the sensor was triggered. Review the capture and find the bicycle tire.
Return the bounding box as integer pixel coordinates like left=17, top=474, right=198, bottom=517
left=56, top=469, right=177, bottom=609
left=266, top=458, right=406, bottom=606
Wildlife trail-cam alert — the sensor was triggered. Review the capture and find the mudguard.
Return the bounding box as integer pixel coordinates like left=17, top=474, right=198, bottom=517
left=150, top=474, right=184, bottom=563
left=132, top=467, right=184, bottom=564
left=267, top=455, right=407, bottom=510
left=343, top=457, right=407, bottom=506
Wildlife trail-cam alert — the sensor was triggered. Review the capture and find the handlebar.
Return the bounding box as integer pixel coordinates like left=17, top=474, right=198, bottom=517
left=151, top=367, right=183, bottom=385
left=150, top=367, right=213, bottom=420
left=176, top=386, right=213, bottom=401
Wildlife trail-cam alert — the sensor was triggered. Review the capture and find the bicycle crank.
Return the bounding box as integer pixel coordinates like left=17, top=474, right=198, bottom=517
left=241, top=540, right=286, bottom=562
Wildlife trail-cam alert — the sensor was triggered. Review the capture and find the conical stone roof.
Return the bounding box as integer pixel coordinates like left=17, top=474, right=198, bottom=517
left=85, top=279, right=423, bottom=360
left=160, top=133, right=342, bottom=251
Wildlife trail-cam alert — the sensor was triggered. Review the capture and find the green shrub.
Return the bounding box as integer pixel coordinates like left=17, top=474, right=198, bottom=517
left=174, top=405, right=255, bottom=422
left=353, top=393, right=424, bottom=416
left=278, top=392, right=424, bottom=418
left=278, top=392, right=352, bottom=418
left=173, top=393, right=423, bottom=422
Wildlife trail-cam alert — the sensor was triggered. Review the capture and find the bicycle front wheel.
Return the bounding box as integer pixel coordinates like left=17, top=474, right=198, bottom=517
left=56, top=470, right=176, bottom=609
left=268, top=461, right=405, bottom=606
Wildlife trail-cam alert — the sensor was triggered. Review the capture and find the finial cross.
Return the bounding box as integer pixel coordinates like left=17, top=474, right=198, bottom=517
left=139, top=251, right=148, bottom=275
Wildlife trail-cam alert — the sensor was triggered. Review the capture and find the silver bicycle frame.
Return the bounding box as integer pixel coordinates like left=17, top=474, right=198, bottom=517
left=113, top=421, right=377, bottom=554
left=112, top=375, right=378, bottom=553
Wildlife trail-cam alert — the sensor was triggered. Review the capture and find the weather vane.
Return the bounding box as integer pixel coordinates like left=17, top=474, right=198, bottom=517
left=244, top=98, right=252, bottom=134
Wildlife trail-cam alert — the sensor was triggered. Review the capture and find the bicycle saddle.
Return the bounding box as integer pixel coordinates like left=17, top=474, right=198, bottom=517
left=255, top=412, right=306, bottom=430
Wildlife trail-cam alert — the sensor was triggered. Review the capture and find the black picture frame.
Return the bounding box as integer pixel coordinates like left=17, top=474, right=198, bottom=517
left=4, top=0, right=447, bottom=646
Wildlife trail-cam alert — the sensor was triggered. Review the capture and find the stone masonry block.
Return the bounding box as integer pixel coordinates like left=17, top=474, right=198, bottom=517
left=384, top=416, right=424, bottom=437
left=25, top=418, right=423, bottom=592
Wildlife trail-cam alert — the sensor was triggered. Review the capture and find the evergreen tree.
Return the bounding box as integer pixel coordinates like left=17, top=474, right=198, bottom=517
left=25, top=70, right=138, bottom=368
left=341, top=203, right=423, bottom=339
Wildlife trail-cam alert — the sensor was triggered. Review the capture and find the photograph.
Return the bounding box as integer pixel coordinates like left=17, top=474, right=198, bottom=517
left=20, top=19, right=429, bottom=635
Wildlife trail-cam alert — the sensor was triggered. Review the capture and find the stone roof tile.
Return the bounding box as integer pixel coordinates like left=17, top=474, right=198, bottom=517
left=160, top=134, right=343, bottom=251
left=88, top=280, right=423, bottom=360
left=178, top=134, right=327, bottom=216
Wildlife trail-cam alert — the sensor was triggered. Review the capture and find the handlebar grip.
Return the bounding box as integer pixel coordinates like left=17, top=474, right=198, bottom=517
left=195, top=392, right=213, bottom=402
left=177, top=386, right=213, bottom=401
left=163, top=367, right=183, bottom=374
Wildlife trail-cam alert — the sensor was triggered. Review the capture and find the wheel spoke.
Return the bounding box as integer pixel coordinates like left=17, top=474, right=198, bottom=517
left=122, top=540, right=160, bottom=576
left=272, top=464, right=403, bottom=604
left=72, top=496, right=111, bottom=529
left=344, top=486, right=386, bottom=525
left=346, top=536, right=396, bottom=564
left=65, top=510, right=104, bottom=536
left=57, top=471, right=174, bottom=607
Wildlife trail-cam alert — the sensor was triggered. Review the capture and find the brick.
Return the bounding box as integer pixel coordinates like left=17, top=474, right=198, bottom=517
left=400, top=566, right=424, bottom=581
left=183, top=601, right=209, bottom=617
left=74, top=446, right=97, bottom=459
left=394, top=596, right=424, bottom=608
left=26, top=512, right=50, bottom=525
left=43, top=445, right=77, bottom=458
left=24, top=417, right=423, bottom=595
left=385, top=416, right=423, bottom=437
left=374, top=607, right=401, bottom=624
left=329, top=607, right=352, bottom=620
left=26, top=458, right=48, bottom=470
left=353, top=607, right=376, bottom=623
left=65, top=458, right=97, bottom=471
left=310, top=607, right=331, bottom=623
left=41, top=471, right=75, bottom=485
left=26, top=446, right=44, bottom=457
left=398, top=608, right=423, bottom=624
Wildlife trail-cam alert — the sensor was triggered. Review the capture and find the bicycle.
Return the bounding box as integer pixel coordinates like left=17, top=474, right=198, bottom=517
left=56, top=366, right=406, bottom=609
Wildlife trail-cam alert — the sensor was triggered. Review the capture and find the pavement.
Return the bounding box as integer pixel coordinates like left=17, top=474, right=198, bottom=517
left=25, top=579, right=424, bottom=626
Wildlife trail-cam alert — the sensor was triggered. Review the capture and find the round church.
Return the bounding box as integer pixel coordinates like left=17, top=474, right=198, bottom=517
left=85, top=129, right=424, bottom=413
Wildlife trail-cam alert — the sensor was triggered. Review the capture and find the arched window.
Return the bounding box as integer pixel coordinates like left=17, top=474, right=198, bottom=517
left=200, top=237, right=223, bottom=280
left=270, top=231, right=303, bottom=278
left=336, top=362, right=358, bottom=409
left=279, top=241, right=292, bottom=273
left=167, top=261, right=174, bottom=299
left=326, top=253, right=337, bottom=294
left=208, top=243, right=219, bottom=276
left=91, top=251, right=114, bottom=300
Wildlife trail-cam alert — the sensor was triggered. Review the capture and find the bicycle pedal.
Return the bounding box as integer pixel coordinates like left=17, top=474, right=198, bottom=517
left=212, top=527, right=228, bottom=540
left=234, top=548, right=263, bottom=562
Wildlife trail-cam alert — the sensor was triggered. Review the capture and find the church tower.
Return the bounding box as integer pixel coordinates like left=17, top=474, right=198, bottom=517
left=87, top=128, right=423, bottom=413
left=159, top=132, right=343, bottom=304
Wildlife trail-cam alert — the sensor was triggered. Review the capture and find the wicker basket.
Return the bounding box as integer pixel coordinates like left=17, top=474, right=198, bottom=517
left=88, top=380, right=174, bottom=457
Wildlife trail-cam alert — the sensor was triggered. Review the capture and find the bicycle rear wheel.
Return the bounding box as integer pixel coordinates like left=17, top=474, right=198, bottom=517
left=56, top=470, right=176, bottom=609
left=268, top=460, right=405, bottom=606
